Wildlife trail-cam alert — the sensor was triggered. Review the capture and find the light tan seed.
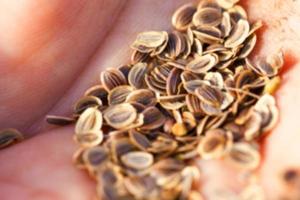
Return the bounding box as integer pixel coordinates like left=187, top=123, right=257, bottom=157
left=193, top=7, right=222, bottom=27
left=0, top=129, right=24, bottom=149
left=73, top=95, right=102, bottom=115
left=197, top=129, right=227, bottom=159
left=141, top=106, right=166, bottom=130
left=103, top=103, right=137, bottom=129
left=172, top=3, right=197, bottom=31
left=108, top=85, right=134, bottom=105
left=226, top=142, right=260, bottom=170
left=217, top=0, right=239, bottom=9
left=74, top=130, right=104, bottom=147
left=186, top=94, right=203, bottom=114
left=171, top=122, right=188, bottom=137
left=121, top=151, right=154, bottom=170
left=220, top=12, right=232, bottom=38
left=126, top=89, right=157, bottom=107
left=75, top=107, right=102, bottom=134
left=128, top=62, right=148, bottom=89
left=186, top=53, right=218, bottom=74
left=131, top=31, right=168, bottom=50
left=225, top=19, right=250, bottom=48
left=131, top=50, right=150, bottom=64
left=100, top=68, right=127, bottom=91
left=264, top=76, right=281, bottom=94
left=145, top=74, right=166, bottom=94
left=183, top=79, right=208, bottom=93
left=46, top=115, right=74, bottom=126
left=201, top=101, right=222, bottom=116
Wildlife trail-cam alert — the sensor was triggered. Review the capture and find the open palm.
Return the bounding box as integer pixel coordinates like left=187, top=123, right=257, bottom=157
left=0, top=0, right=300, bottom=199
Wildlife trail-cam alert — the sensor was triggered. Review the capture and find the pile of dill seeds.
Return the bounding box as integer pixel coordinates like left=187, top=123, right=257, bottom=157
left=47, top=0, right=283, bottom=199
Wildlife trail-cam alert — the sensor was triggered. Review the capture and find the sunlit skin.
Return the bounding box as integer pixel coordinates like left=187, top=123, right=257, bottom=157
left=0, top=0, right=300, bottom=199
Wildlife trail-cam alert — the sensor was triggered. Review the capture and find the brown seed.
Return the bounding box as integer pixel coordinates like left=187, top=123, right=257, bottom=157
left=172, top=3, right=197, bottom=31
left=108, top=85, right=134, bottom=105
left=46, top=115, right=74, bottom=126
left=141, top=106, right=166, bottom=130
left=126, top=89, right=157, bottom=107
left=145, top=74, right=167, bottom=94
left=82, top=146, right=108, bottom=168
left=75, top=107, right=103, bottom=134
left=0, top=129, right=24, bottom=149
left=159, top=94, right=186, bottom=110
left=186, top=53, right=218, bottom=74
left=220, top=12, right=232, bottom=38
left=100, top=68, right=127, bottom=91
left=193, top=26, right=223, bottom=44
left=129, top=129, right=151, bottom=151
left=73, top=95, right=102, bottom=115
left=186, top=94, right=203, bottom=114
left=124, top=176, right=157, bottom=199
left=183, top=79, right=207, bottom=93
left=131, top=50, right=150, bottom=64
left=103, top=103, right=137, bottom=129
left=166, top=68, right=182, bottom=95
left=121, top=151, right=154, bottom=170
left=84, top=85, right=108, bottom=105
left=128, top=62, right=148, bottom=89
left=228, top=5, right=248, bottom=22
left=111, top=138, right=136, bottom=162
left=238, top=34, right=257, bottom=59
left=226, top=142, right=260, bottom=170
left=225, top=19, right=250, bottom=48
left=195, top=84, right=224, bottom=107
left=193, top=7, right=222, bottom=27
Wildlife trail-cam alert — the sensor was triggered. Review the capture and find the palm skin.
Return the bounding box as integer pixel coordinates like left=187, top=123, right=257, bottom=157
left=0, top=0, right=300, bottom=199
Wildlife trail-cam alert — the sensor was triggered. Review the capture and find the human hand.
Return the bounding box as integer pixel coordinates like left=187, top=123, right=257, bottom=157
left=0, top=0, right=300, bottom=199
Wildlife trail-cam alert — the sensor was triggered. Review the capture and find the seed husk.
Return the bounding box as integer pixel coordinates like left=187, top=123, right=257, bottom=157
left=132, top=31, right=168, bottom=52
left=225, top=19, right=250, bottom=48
left=74, top=130, right=104, bottom=147
left=0, top=129, right=24, bottom=149
left=129, top=129, right=151, bottom=151
left=121, top=151, right=154, bottom=170
left=82, top=146, right=108, bottom=168
left=195, top=84, right=225, bottom=107
left=193, top=26, right=223, bottom=44
left=74, top=95, right=102, bottom=115
left=84, top=85, right=108, bottom=105
left=172, top=3, right=197, bottom=31
left=166, top=68, right=182, bottom=95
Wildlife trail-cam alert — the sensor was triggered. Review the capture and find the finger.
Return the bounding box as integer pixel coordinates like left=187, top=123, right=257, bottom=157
left=0, top=0, right=125, bottom=136
left=0, top=126, right=94, bottom=200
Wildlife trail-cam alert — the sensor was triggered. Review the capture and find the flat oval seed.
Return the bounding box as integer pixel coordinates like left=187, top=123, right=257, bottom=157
left=195, top=85, right=224, bottom=107
left=74, top=130, right=104, bottom=147
left=82, top=146, right=108, bottom=167
left=0, top=129, right=24, bottom=149
left=225, top=19, right=250, bottom=48
left=46, top=115, right=74, bottom=126
left=193, top=7, right=222, bottom=27
left=128, top=62, right=148, bottom=89
left=166, top=68, right=182, bottom=95
left=129, top=129, right=151, bottom=151
left=126, top=89, right=157, bottom=107
left=73, top=96, right=102, bottom=115
left=217, top=0, right=239, bottom=9
left=141, top=106, right=166, bottom=130
left=121, top=151, right=154, bottom=170
left=172, top=3, right=197, bottom=31
left=108, top=85, right=134, bottom=105
left=103, top=103, right=137, bottom=129
left=100, top=68, right=127, bottom=91
left=132, top=31, right=168, bottom=49
left=75, top=107, right=103, bottom=134
left=226, top=142, right=260, bottom=170
left=186, top=53, right=218, bottom=74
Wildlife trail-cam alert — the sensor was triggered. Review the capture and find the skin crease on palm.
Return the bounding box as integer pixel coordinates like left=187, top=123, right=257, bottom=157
left=0, top=0, right=300, bottom=199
